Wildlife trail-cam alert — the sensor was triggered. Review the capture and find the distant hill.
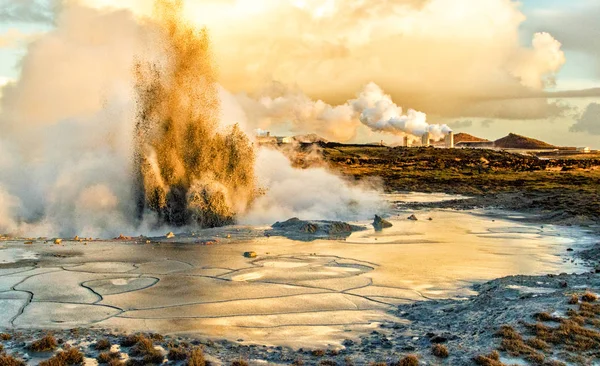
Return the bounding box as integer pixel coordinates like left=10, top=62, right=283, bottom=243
left=454, top=133, right=489, bottom=144
left=494, top=133, right=556, bottom=150
left=293, top=134, right=328, bottom=143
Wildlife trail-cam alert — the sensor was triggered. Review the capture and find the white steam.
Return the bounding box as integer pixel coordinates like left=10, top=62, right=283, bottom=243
left=0, top=2, right=386, bottom=237
left=238, top=82, right=452, bottom=142
left=241, top=149, right=386, bottom=225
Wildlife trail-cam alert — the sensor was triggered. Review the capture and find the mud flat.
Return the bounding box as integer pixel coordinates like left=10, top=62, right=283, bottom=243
left=1, top=194, right=599, bottom=365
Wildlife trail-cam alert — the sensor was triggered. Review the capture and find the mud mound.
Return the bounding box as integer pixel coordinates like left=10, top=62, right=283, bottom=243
left=270, top=218, right=365, bottom=241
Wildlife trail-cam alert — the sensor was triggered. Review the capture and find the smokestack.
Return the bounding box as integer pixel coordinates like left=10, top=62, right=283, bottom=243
left=421, top=132, right=430, bottom=147
left=445, top=131, right=454, bottom=148
left=403, top=136, right=409, bottom=147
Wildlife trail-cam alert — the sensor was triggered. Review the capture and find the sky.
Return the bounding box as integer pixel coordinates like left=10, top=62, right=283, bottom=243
left=0, top=0, right=599, bottom=148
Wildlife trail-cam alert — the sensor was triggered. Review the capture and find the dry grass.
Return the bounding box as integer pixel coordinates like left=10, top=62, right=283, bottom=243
left=534, top=312, right=562, bottom=322
left=431, top=344, right=449, bottom=358
left=392, top=355, right=419, bottom=366
left=0, top=354, right=26, bottom=366
left=231, top=360, right=249, bottom=366
left=119, top=334, right=142, bottom=348
left=581, top=292, right=598, bottom=303
left=186, top=348, right=205, bottom=366
left=311, top=349, right=326, bottom=357
left=39, top=348, right=84, bottom=366
left=568, top=294, right=579, bottom=304
left=525, top=320, right=600, bottom=352
left=95, top=339, right=111, bottom=351
left=97, top=352, right=121, bottom=364
left=496, top=325, right=547, bottom=365
left=128, top=335, right=163, bottom=365
left=29, top=334, right=58, bottom=352
left=318, top=361, right=337, bottom=366
left=167, top=347, right=189, bottom=361
left=473, top=351, right=505, bottom=366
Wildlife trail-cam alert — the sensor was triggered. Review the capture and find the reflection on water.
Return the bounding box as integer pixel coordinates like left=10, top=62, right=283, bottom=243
left=0, top=194, right=596, bottom=348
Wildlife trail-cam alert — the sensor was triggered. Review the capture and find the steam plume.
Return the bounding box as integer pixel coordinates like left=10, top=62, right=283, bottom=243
left=238, top=82, right=451, bottom=142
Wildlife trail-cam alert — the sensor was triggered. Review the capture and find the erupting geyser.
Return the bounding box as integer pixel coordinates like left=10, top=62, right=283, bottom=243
left=133, top=0, right=256, bottom=228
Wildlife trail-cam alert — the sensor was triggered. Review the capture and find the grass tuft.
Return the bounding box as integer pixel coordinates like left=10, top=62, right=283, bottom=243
left=95, top=339, right=111, bottom=351
left=186, top=348, right=205, bottom=366
left=581, top=292, right=597, bottom=303
left=0, top=354, right=26, bottom=366
left=392, top=355, right=419, bottom=366
left=39, top=348, right=84, bottom=366
left=29, top=334, right=58, bottom=352
left=431, top=344, right=449, bottom=358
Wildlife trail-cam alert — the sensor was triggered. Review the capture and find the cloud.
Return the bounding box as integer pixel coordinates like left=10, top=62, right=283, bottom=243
left=570, top=103, right=600, bottom=135
left=0, top=0, right=55, bottom=23
left=447, top=120, right=473, bottom=130
left=80, top=0, right=567, bottom=120
left=524, top=1, right=600, bottom=77
left=0, top=28, right=40, bottom=48
left=481, top=119, right=495, bottom=128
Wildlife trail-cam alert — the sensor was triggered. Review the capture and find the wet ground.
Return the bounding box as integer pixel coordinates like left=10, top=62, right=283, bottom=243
left=0, top=195, right=597, bottom=351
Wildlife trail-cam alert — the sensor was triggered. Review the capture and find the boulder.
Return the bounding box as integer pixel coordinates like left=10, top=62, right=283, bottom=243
left=373, top=215, right=393, bottom=231
left=407, top=214, right=418, bottom=221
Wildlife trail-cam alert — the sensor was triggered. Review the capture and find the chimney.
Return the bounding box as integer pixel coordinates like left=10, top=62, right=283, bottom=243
left=445, top=131, right=454, bottom=148
left=266, top=131, right=270, bottom=137
left=421, top=132, right=430, bottom=147
left=403, top=136, right=410, bottom=147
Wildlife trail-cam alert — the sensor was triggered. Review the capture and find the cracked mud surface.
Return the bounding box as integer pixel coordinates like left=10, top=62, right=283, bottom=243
left=0, top=204, right=595, bottom=352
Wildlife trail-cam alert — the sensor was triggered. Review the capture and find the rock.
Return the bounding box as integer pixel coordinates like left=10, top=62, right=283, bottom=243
left=74, top=236, right=79, bottom=241
left=244, top=251, right=257, bottom=258
left=567, top=248, right=574, bottom=252
left=407, top=214, right=418, bottom=221
left=428, top=217, right=433, bottom=221
left=54, top=238, right=62, bottom=245
left=166, top=232, right=175, bottom=239
left=372, top=215, right=393, bottom=231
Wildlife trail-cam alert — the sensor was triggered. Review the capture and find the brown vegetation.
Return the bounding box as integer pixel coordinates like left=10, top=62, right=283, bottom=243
left=39, top=348, right=84, bottom=366
left=568, top=294, right=579, bottom=304
left=392, top=355, right=419, bottom=366
left=318, top=361, right=337, bottom=366
left=167, top=347, right=189, bottom=361
left=231, top=360, right=249, bottom=366
left=473, top=351, right=504, bottom=366
left=29, top=334, right=58, bottom=352
left=581, top=292, right=598, bottom=303
left=129, top=335, right=163, bottom=365
left=95, top=339, right=111, bottom=351
left=312, top=349, right=326, bottom=357
left=0, top=334, right=11, bottom=341
left=186, top=348, right=205, bottom=366
left=0, top=354, right=26, bottom=366
left=431, top=344, right=449, bottom=358
left=97, top=352, right=120, bottom=364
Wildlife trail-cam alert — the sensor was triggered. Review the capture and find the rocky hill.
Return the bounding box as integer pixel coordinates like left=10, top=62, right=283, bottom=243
left=494, top=133, right=556, bottom=149
left=453, top=133, right=489, bottom=144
